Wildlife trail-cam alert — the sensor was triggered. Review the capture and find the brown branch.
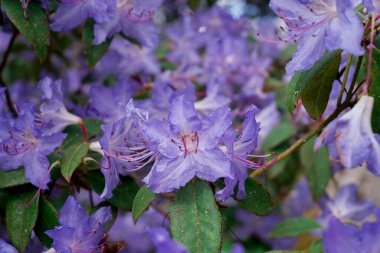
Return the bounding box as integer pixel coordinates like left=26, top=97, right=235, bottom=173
left=0, top=30, right=18, bottom=116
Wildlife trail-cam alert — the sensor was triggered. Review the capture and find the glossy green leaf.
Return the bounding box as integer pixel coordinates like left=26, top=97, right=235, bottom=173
left=82, top=118, right=102, bottom=138
left=169, top=179, right=222, bottom=253
left=301, top=52, right=341, bottom=119
left=132, top=185, right=156, bottom=223
left=270, top=217, right=321, bottom=238
left=236, top=178, right=273, bottom=216
left=6, top=190, right=39, bottom=252
left=87, top=170, right=139, bottom=210
left=308, top=239, right=324, bottom=253
left=2, top=0, right=49, bottom=61
left=262, top=121, right=295, bottom=151
left=83, top=20, right=111, bottom=67
left=0, top=169, right=28, bottom=189
left=286, top=51, right=341, bottom=114
left=34, top=196, right=59, bottom=247
left=300, top=138, right=331, bottom=200
left=61, top=142, right=89, bottom=182
left=368, top=49, right=380, bottom=134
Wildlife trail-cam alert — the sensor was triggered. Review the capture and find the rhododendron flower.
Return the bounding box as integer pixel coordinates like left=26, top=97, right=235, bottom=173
left=46, top=196, right=112, bottom=253
left=269, top=0, right=364, bottom=74
left=93, top=0, right=163, bottom=47
left=142, top=95, right=233, bottom=193
left=148, top=227, right=188, bottom=253
left=216, top=106, right=263, bottom=200
left=0, top=104, right=66, bottom=189
left=38, top=77, right=82, bottom=135
left=317, top=184, right=377, bottom=227
left=0, top=239, right=18, bottom=253
left=323, top=212, right=380, bottom=253
left=50, top=0, right=115, bottom=31
left=315, top=95, right=380, bottom=175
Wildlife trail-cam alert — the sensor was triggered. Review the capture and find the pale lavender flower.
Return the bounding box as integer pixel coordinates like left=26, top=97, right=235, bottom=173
left=0, top=103, right=66, bottom=189
left=315, top=95, right=380, bottom=175
left=323, top=212, right=380, bottom=253
left=317, top=184, right=377, bottom=228
left=38, top=77, right=82, bottom=135
left=142, top=95, right=233, bottom=193
left=50, top=0, right=115, bottom=31
left=0, top=239, right=18, bottom=253
left=93, top=0, right=163, bottom=47
left=95, top=38, right=160, bottom=78
left=148, top=227, right=188, bottom=253
left=270, top=0, right=364, bottom=74
left=363, top=0, right=380, bottom=12
left=46, top=196, right=112, bottom=253
left=92, top=100, right=150, bottom=199
left=87, top=79, right=139, bottom=123
left=216, top=106, right=262, bottom=200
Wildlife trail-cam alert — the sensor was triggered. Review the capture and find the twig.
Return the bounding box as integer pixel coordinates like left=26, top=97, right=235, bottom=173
left=0, top=30, right=18, bottom=116
left=336, top=54, right=352, bottom=106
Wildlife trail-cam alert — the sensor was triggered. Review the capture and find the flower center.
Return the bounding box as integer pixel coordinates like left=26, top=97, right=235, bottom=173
left=180, top=131, right=199, bottom=157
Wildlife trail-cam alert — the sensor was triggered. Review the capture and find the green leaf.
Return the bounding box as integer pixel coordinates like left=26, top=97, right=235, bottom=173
left=236, top=178, right=273, bottom=216
left=83, top=20, right=111, bottom=67
left=286, top=51, right=341, bottom=114
left=262, top=121, right=295, bottom=151
left=132, top=185, right=156, bottom=223
left=270, top=217, right=321, bottom=238
left=300, top=138, right=331, bottom=200
left=368, top=49, right=380, bottom=134
left=34, top=196, right=59, bottom=247
left=61, top=142, right=89, bottom=182
left=0, top=169, right=29, bottom=188
left=169, top=179, right=222, bottom=253
left=301, top=53, right=341, bottom=119
left=2, top=0, right=49, bottom=61
left=82, top=118, right=102, bottom=138
left=308, top=239, right=324, bottom=253
left=87, top=170, right=139, bottom=210
left=286, top=71, right=302, bottom=112
left=188, top=0, right=202, bottom=10
left=6, top=190, right=40, bottom=252
left=266, top=251, right=303, bottom=253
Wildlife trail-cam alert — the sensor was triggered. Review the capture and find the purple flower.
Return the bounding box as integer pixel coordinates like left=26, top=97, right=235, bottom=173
left=50, top=0, right=115, bottom=31
left=0, top=239, right=18, bottom=253
left=363, top=0, right=380, bottom=12
left=315, top=95, right=380, bottom=175
left=216, top=106, right=262, bottom=200
left=93, top=0, right=163, bottom=47
left=38, top=77, right=82, bottom=135
left=91, top=100, right=150, bottom=199
left=229, top=244, right=245, bottom=253
left=269, top=0, right=364, bottom=74
left=142, top=95, right=233, bottom=193
left=317, top=184, right=377, bottom=228
left=323, top=212, right=380, bottom=253
left=108, top=210, right=165, bottom=253
left=87, top=79, right=139, bottom=123
left=0, top=103, right=66, bottom=189
left=46, top=196, right=112, bottom=253
left=148, top=227, right=188, bottom=253
left=95, top=38, right=160, bottom=78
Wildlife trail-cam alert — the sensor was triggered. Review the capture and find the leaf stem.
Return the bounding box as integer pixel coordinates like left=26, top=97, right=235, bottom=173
left=0, top=30, right=18, bottom=116
left=250, top=55, right=363, bottom=178
left=337, top=54, right=353, bottom=106
left=364, top=14, right=376, bottom=95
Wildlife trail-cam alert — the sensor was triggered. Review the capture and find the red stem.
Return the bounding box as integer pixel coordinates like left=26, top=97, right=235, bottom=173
left=80, top=120, right=88, bottom=141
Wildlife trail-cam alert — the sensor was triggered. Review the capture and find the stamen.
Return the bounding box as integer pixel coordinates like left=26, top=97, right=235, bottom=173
left=18, top=160, right=61, bottom=207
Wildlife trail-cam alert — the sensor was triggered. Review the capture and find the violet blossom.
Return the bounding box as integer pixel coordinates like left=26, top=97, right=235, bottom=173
left=142, top=95, right=233, bottom=193
left=0, top=103, right=66, bottom=189
left=46, top=196, right=112, bottom=253
left=147, top=227, right=188, bottom=253
left=269, top=0, right=364, bottom=74
left=50, top=0, right=115, bottom=31
left=315, top=95, right=380, bottom=175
